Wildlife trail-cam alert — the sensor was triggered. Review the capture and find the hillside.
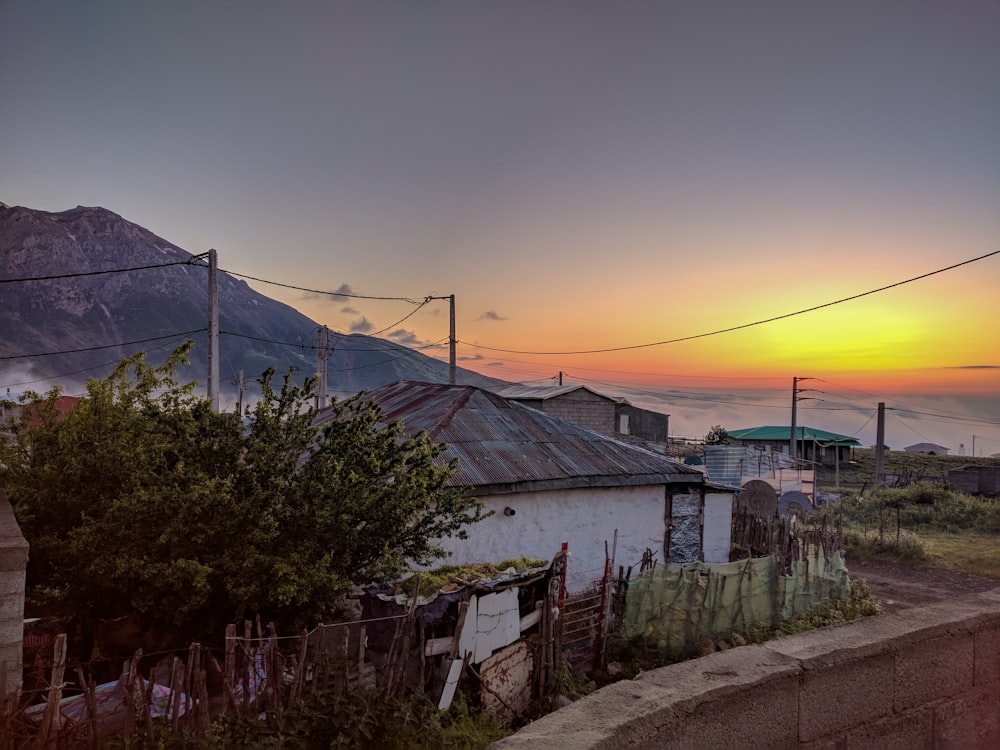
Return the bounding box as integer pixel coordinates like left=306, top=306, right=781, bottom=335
left=0, top=203, right=505, bottom=402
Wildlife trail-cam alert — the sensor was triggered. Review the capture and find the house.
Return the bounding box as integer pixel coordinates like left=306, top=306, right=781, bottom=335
left=904, top=442, right=950, bottom=455
left=726, top=426, right=860, bottom=466
left=324, top=381, right=735, bottom=574
left=1, top=394, right=81, bottom=427
left=492, top=383, right=669, bottom=442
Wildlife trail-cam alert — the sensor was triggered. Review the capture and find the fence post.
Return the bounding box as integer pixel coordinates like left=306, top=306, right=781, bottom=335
left=592, top=554, right=612, bottom=672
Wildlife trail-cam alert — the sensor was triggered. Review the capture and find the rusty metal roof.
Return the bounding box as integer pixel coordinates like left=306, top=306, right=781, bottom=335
left=327, top=381, right=704, bottom=494
left=491, top=383, right=624, bottom=403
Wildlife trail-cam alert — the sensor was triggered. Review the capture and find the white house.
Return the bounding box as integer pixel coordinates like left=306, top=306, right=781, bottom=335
left=904, top=442, right=950, bottom=455
left=317, top=381, right=735, bottom=577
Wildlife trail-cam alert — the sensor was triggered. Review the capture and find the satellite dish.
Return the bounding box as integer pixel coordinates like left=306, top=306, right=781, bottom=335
left=739, top=479, right=778, bottom=519
left=778, top=490, right=812, bottom=519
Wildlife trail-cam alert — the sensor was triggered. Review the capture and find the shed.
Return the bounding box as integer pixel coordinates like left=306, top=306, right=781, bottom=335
left=726, top=426, right=860, bottom=466
left=323, top=381, right=734, bottom=575
left=493, top=383, right=670, bottom=442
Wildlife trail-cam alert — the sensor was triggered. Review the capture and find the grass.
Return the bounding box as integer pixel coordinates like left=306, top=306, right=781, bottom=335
left=917, top=530, right=1000, bottom=579
left=809, top=473, right=1000, bottom=578
left=815, top=447, right=998, bottom=492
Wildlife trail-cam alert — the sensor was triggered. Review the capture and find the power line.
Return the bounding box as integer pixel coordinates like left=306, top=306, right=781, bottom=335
left=368, top=298, right=433, bottom=336
left=0, top=258, right=204, bottom=283
left=462, top=250, right=1000, bottom=355
left=219, top=268, right=429, bottom=304
left=0, top=330, right=207, bottom=361
left=888, top=407, right=1000, bottom=428
left=0, top=336, right=198, bottom=391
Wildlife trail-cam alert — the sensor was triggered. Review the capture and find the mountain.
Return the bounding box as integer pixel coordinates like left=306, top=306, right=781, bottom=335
left=0, top=203, right=505, bottom=403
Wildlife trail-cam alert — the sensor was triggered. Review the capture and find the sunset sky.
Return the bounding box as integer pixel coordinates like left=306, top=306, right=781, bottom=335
left=2, top=1, right=998, bottom=452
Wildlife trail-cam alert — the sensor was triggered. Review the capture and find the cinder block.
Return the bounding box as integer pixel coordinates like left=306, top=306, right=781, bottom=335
left=844, top=706, right=933, bottom=750
left=796, top=651, right=895, bottom=741
left=655, top=672, right=800, bottom=750
left=933, top=684, right=1000, bottom=749
left=894, top=632, right=974, bottom=711
left=974, top=623, right=1000, bottom=687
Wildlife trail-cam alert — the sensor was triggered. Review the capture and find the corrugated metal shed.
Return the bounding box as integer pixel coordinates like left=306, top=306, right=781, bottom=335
left=317, top=381, right=703, bottom=493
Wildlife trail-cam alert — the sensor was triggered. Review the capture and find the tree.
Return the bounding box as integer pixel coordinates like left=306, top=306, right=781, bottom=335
left=0, top=344, right=488, bottom=642
left=704, top=425, right=729, bottom=445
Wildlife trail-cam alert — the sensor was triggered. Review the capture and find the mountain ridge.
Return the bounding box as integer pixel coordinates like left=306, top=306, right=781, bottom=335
left=0, top=203, right=505, bottom=403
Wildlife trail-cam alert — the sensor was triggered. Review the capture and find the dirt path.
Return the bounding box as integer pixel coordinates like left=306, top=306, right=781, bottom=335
left=846, top=557, right=1000, bottom=611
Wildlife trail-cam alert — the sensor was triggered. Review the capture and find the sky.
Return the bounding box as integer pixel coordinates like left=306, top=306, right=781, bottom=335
left=2, top=1, right=999, bottom=454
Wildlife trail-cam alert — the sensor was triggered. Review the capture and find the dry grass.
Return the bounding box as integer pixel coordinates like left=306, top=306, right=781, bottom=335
left=919, top=531, right=1000, bottom=579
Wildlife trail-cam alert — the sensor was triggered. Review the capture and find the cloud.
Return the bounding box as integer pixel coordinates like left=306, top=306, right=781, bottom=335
left=350, top=317, right=374, bottom=333
left=478, top=310, right=507, bottom=321
left=458, top=353, right=487, bottom=362
left=300, top=282, right=356, bottom=303
left=341, top=305, right=359, bottom=315
left=945, top=365, right=1000, bottom=370
left=388, top=329, right=424, bottom=347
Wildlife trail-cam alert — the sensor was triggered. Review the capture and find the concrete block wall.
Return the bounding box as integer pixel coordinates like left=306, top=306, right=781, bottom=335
left=0, top=490, right=28, bottom=712
left=491, top=588, right=1000, bottom=749
left=541, top=393, right=617, bottom=436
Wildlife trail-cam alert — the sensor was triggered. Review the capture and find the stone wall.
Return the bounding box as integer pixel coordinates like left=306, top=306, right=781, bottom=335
left=492, top=588, right=1000, bottom=749
left=0, top=489, right=28, bottom=711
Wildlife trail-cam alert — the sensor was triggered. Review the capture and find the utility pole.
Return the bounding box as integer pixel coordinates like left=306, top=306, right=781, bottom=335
left=558, top=371, right=564, bottom=386
left=207, top=248, right=220, bottom=412
left=236, top=370, right=245, bottom=415
left=790, top=377, right=816, bottom=462
left=790, top=377, right=799, bottom=460
left=315, top=325, right=331, bottom=409
left=875, top=402, right=886, bottom=486
left=449, top=294, right=456, bottom=385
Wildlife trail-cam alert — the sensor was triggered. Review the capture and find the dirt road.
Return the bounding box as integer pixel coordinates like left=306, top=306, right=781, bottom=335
left=845, top=557, right=1000, bottom=611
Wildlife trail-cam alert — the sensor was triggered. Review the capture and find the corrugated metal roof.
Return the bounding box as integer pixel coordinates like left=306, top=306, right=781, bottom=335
left=319, top=381, right=703, bottom=492
left=491, top=383, right=624, bottom=403
left=727, top=425, right=861, bottom=446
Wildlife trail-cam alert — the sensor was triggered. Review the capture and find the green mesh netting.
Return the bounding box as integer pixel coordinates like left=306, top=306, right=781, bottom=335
left=621, top=549, right=850, bottom=657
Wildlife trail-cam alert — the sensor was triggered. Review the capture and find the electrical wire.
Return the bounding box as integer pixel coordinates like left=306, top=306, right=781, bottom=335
left=461, top=249, right=1000, bottom=355
left=0, top=335, right=198, bottom=391
left=219, top=268, right=428, bottom=304
left=367, top=297, right=433, bottom=336
left=0, top=330, right=207, bottom=360
left=0, top=259, right=204, bottom=283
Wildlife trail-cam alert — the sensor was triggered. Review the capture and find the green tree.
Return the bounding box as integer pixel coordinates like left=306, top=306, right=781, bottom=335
left=0, top=344, right=487, bottom=643
left=704, top=424, right=729, bottom=445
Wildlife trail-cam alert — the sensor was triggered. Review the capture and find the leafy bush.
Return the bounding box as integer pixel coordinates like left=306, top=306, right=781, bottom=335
left=809, top=483, right=1000, bottom=539
left=844, top=528, right=928, bottom=563
left=741, top=578, right=882, bottom=643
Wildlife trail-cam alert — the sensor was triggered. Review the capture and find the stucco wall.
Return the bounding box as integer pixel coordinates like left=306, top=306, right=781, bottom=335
left=431, top=485, right=667, bottom=578
left=492, top=588, right=1000, bottom=749
left=0, top=489, right=28, bottom=711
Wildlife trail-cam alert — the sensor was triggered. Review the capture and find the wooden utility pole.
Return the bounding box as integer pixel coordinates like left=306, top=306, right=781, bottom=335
left=790, top=377, right=799, bottom=460
left=315, top=325, right=330, bottom=409
left=236, top=370, right=245, bottom=415
left=875, top=402, right=886, bottom=486
left=207, top=248, right=220, bottom=412
left=448, top=294, right=456, bottom=385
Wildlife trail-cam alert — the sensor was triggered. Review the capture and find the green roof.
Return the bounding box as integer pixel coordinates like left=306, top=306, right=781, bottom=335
left=727, top=426, right=861, bottom=446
